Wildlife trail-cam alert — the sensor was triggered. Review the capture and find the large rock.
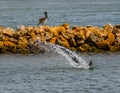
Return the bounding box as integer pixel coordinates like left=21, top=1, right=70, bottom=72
left=0, top=41, right=6, bottom=53
left=77, top=44, right=90, bottom=52
left=69, top=37, right=76, bottom=47
left=116, top=36, right=120, bottom=43
left=57, top=35, right=70, bottom=48
left=4, top=41, right=16, bottom=53
left=84, top=26, right=103, bottom=38
left=45, top=32, right=53, bottom=41
left=2, top=27, right=15, bottom=37
left=112, top=24, right=120, bottom=35
left=112, top=24, right=120, bottom=44
left=61, top=31, right=73, bottom=40
left=60, top=23, right=70, bottom=30
left=18, top=37, right=28, bottom=46
left=72, top=26, right=85, bottom=36
left=116, top=33, right=120, bottom=37
left=109, top=45, right=120, bottom=52
left=105, top=32, right=115, bottom=45
left=74, top=34, right=85, bottom=46
left=1, top=36, right=10, bottom=41
left=49, top=37, right=57, bottom=44
left=50, top=27, right=60, bottom=37
left=96, top=32, right=115, bottom=50
left=0, top=23, right=120, bottom=53
left=103, top=24, right=113, bottom=33
left=85, top=33, right=99, bottom=46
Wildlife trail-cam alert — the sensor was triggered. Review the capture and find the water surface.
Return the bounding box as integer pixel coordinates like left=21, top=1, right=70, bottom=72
left=0, top=52, right=120, bottom=93
left=0, top=0, right=120, bottom=93
left=0, top=0, right=120, bottom=28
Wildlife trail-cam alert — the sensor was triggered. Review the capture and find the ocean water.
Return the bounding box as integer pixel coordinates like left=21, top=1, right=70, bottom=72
left=0, top=0, right=120, bottom=93
left=0, top=0, right=120, bottom=28
left=0, top=52, right=120, bottom=93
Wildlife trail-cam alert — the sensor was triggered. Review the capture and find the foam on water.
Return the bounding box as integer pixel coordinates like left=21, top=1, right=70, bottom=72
left=50, top=44, right=89, bottom=69
left=35, top=40, right=90, bottom=69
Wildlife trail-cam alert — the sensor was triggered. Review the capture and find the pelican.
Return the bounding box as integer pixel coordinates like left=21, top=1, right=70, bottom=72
left=38, top=11, right=48, bottom=25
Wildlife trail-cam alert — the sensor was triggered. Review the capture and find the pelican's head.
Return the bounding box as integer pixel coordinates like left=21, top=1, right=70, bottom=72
left=44, top=11, right=48, bottom=16
left=44, top=11, right=47, bottom=14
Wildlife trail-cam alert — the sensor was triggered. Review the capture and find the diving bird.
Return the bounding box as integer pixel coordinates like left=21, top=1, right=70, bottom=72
left=38, top=11, right=48, bottom=25
left=89, top=59, right=94, bottom=69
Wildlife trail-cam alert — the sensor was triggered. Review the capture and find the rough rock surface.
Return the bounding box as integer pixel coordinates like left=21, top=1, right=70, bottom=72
left=0, top=23, right=120, bottom=53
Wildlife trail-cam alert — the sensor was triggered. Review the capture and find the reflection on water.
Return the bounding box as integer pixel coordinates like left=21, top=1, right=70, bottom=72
left=0, top=52, right=120, bottom=93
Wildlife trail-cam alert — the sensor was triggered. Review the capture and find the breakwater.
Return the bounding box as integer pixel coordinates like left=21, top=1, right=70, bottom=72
left=0, top=23, right=120, bottom=53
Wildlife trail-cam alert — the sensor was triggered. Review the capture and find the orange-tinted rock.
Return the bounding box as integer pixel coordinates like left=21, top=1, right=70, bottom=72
left=75, top=34, right=85, bottom=46
left=9, top=38, right=18, bottom=44
left=69, top=37, right=76, bottom=47
left=77, top=44, right=90, bottom=52
left=13, top=30, right=27, bottom=39
left=72, top=26, right=85, bottom=36
left=19, top=37, right=28, bottom=44
left=17, top=37, right=29, bottom=51
left=85, top=29, right=92, bottom=39
left=49, top=25, right=67, bottom=37
left=89, top=46, right=100, bottom=52
left=96, top=32, right=115, bottom=50
left=2, top=36, right=10, bottom=41
left=57, top=35, right=70, bottom=48
left=33, top=26, right=43, bottom=34
left=40, top=35, right=46, bottom=42
left=17, top=45, right=30, bottom=53
left=0, top=34, right=3, bottom=41
left=61, top=31, right=73, bottom=40
left=26, top=26, right=34, bottom=31
left=2, top=27, right=15, bottom=37
left=0, top=41, right=6, bottom=53
left=103, top=24, right=113, bottom=33
left=49, top=37, right=57, bottom=44
left=0, top=41, right=4, bottom=48
left=45, top=32, right=53, bottom=41
left=115, top=37, right=120, bottom=43
left=105, top=32, right=115, bottom=45
left=15, top=26, right=28, bottom=36
left=4, top=41, right=16, bottom=53
left=60, top=23, right=70, bottom=30
left=109, top=45, right=120, bottom=52
left=53, top=30, right=60, bottom=37
left=16, top=36, right=30, bottom=53
left=116, top=33, right=120, bottom=37
left=112, top=24, right=120, bottom=35
left=85, top=26, right=103, bottom=39
left=0, top=23, right=120, bottom=53
left=4, top=41, right=16, bottom=47
left=96, top=41, right=109, bottom=50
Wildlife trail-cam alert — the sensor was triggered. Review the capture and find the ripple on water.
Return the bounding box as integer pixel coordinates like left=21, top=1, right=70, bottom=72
left=0, top=52, right=120, bottom=93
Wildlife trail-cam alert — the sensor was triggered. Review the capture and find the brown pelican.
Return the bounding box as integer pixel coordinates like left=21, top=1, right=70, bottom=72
left=38, top=11, right=48, bottom=25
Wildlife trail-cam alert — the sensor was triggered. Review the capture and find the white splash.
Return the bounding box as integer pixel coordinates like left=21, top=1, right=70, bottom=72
left=33, top=39, right=90, bottom=69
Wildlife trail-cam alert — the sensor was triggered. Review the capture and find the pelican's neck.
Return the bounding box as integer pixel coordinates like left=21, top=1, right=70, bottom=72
left=45, top=13, right=48, bottom=18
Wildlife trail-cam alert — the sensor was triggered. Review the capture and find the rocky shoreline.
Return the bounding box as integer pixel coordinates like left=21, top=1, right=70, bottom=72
left=0, top=23, right=120, bottom=53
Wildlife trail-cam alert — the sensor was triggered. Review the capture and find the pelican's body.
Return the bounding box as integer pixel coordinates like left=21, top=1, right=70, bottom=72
left=38, top=11, right=48, bottom=25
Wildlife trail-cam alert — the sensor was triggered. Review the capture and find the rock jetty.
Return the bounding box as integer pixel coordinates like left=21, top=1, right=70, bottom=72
left=0, top=23, right=120, bottom=53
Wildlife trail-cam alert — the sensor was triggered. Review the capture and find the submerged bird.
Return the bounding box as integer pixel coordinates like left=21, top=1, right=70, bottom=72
left=89, top=59, right=94, bottom=69
left=38, top=11, right=48, bottom=25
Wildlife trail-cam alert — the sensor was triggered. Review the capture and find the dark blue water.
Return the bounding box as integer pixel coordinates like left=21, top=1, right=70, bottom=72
left=0, top=0, right=120, bottom=28
left=0, top=0, right=120, bottom=93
